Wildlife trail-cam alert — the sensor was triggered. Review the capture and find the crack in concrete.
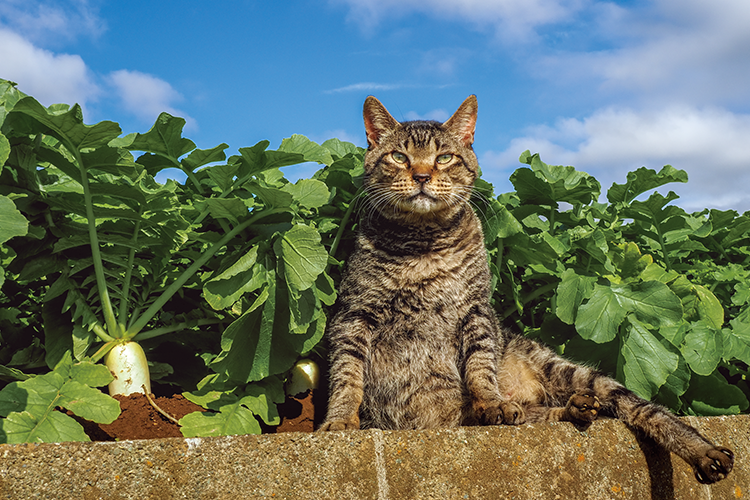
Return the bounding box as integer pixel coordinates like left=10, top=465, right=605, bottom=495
left=372, top=429, right=390, bottom=500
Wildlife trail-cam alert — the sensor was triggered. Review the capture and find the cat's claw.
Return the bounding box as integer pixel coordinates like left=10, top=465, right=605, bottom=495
left=694, top=447, right=734, bottom=484
left=473, top=400, right=525, bottom=425
left=566, top=391, right=600, bottom=425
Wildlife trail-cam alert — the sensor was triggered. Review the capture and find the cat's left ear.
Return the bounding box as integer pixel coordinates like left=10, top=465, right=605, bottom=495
left=444, top=95, right=477, bottom=147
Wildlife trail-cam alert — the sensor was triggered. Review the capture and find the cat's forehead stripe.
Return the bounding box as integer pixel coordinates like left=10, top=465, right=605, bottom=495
left=399, top=122, right=447, bottom=151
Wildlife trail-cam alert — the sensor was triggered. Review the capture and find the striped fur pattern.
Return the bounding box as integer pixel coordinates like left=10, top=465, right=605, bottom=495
left=319, top=95, right=734, bottom=484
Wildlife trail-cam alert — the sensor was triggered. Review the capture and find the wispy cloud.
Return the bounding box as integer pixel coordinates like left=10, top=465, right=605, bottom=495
left=0, top=0, right=105, bottom=46
left=332, top=0, right=581, bottom=41
left=325, top=82, right=407, bottom=94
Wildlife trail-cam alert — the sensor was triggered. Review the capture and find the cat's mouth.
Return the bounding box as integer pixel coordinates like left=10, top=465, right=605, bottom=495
left=404, top=191, right=440, bottom=213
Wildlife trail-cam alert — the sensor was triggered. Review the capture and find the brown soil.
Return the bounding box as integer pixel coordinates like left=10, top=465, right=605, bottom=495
left=275, top=390, right=316, bottom=433
left=76, top=391, right=319, bottom=441
left=76, top=393, right=204, bottom=441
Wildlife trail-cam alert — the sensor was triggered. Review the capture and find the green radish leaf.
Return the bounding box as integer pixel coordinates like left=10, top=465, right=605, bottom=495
left=281, top=178, right=330, bottom=209
left=59, top=380, right=120, bottom=423
left=179, top=400, right=262, bottom=437
left=575, top=284, right=628, bottom=343
left=210, top=282, right=276, bottom=383
left=0, top=357, right=119, bottom=443
left=180, top=377, right=284, bottom=436
left=238, top=378, right=284, bottom=426
left=687, top=285, right=724, bottom=329
left=1, top=410, right=90, bottom=444
left=655, top=354, right=690, bottom=411
left=279, top=134, right=334, bottom=165
left=513, top=153, right=600, bottom=205
left=0, top=195, right=28, bottom=245
left=0, top=132, right=9, bottom=173
left=607, top=165, right=688, bottom=205
left=181, top=143, right=228, bottom=172
left=238, top=140, right=306, bottom=177
left=203, top=198, right=250, bottom=224
left=680, top=322, right=723, bottom=376
left=203, top=246, right=267, bottom=310
left=8, top=97, right=122, bottom=150
left=274, top=224, right=328, bottom=293
left=122, top=112, right=195, bottom=165
left=616, top=242, right=653, bottom=280
left=684, top=372, right=749, bottom=416
left=612, top=281, right=683, bottom=328
left=247, top=182, right=295, bottom=208
left=725, top=314, right=750, bottom=364
left=321, top=138, right=362, bottom=159
left=621, top=315, right=679, bottom=399
left=206, top=164, right=239, bottom=192
left=481, top=202, right=523, bottom=243
left=555, top=269, right=596, bottom=325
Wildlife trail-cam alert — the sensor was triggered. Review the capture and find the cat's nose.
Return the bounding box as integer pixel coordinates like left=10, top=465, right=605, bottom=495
left=412, top=173, right=431, bottom=184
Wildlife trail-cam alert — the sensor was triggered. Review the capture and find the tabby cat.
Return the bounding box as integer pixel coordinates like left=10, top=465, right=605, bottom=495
left=319, top=95, right=734, bottom=484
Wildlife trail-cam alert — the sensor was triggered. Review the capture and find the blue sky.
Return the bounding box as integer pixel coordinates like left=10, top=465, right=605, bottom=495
left=2, top=0, right=749, bottom=212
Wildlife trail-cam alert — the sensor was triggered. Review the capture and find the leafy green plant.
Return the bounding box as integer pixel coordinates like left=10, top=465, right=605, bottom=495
left=481, top=151, right=750, bottom=415
left=0, top=79, right=362, bottom=441
left=1, top=78, right=747, bottom=444
left=0, top=354, right=119, bottom=443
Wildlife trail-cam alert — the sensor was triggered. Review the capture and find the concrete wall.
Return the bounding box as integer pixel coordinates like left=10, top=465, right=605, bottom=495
left=0, top=415, right=747, bottom=499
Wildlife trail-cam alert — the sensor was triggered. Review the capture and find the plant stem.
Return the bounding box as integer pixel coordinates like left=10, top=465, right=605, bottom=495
left=325, top=199, right=357, bottom=273
left=495, top=238, right=505, bottom=273
left=133, top=318, right=222, bottom=341
left=76, top=150, right=120, bottom=337
left=182, top=167, right=203, bottom=194
left=653, top=218, right=672, bottom=271
left=500, top=281, right=558, bottom=320
left=549, top=208, right=556, bottom=236
left=118, top=217, right=142, bottom=328
left=127, top=207, right=289, bottom=336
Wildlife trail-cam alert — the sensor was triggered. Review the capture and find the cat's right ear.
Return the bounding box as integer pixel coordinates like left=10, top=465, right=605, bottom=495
left=363, top=96, right=399, bottom=148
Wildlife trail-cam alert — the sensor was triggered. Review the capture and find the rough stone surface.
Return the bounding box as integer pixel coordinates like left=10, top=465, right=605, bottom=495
left=0, top=415, right=747, bottom=499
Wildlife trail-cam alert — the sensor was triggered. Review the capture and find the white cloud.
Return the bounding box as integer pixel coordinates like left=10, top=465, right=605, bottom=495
left=0, top=0, right=105, bottom=46
left=106, top=70, right=194, bottom=128
left=480, top=105, right=750, bottom=213
left=538, top=0, right=750, bottom=106
left=0, top=29, right=193, bottom=128
left=0, top=28, right=100, bottom=109
left=333, top=0, right=582, bottom=40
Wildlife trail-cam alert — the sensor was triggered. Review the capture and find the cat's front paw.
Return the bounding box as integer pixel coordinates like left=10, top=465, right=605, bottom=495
left=474, top=400, right=525, bottom=425
left=694, top=447, right=734, bottom=484
left=318, top=415, right=360, bottom=431
left=565, top=391, right=600, bottom=425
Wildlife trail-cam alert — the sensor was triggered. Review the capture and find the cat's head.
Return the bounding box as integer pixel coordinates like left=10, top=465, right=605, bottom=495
left=362, top=95, right=479, bottom=221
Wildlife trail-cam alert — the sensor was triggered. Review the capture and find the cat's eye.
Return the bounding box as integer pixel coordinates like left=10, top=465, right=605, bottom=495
left=392, top=152, right=408, bottom=163
left=436, top=154, right=453, bottom=164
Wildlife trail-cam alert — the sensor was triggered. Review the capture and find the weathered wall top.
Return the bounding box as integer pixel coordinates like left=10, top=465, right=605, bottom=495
left=0, top=415, right=747, bottom=499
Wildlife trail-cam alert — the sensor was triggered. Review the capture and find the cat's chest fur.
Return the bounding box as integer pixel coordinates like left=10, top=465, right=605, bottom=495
left=346, top=210, right=488, bottom=327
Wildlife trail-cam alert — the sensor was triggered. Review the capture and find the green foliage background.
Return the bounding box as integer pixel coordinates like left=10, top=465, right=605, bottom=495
left=0, top=79, right=748, bottom=442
